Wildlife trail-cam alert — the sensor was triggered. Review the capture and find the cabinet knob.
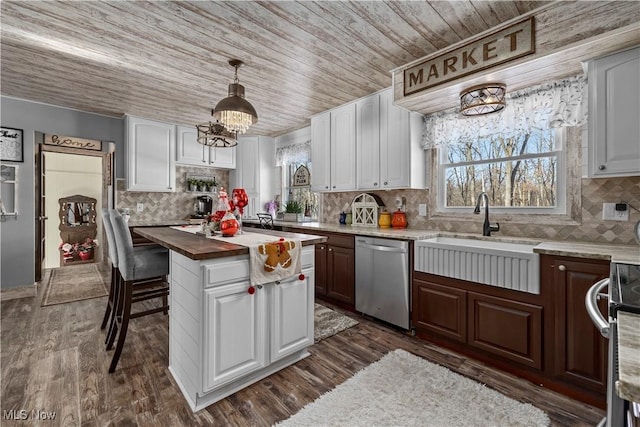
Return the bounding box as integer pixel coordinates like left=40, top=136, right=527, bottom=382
left=558, top=264, right=566, bottom=271
left=329, top=248, right=333, bottom=252
left=319, top=246, right=325, bottom=250
left=275, top=281, right=280, bottom=285
left=374, top=182, right=378, bottom=186
left=599, top=165, right=606, bottom=170
left=384, top=181, right=388, bottom=185
left=333, top=185, right=336, bottom=189
left=325, top=186, right=329, bottom=189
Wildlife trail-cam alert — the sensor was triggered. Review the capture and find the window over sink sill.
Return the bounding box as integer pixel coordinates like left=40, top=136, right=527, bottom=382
left=427, top=125, right=582, bottom=227
left=425, top=75, right=586, bottom=226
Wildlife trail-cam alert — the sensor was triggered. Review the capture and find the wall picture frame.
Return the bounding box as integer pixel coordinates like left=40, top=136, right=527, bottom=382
left=0, top=127, right=24, bottom=162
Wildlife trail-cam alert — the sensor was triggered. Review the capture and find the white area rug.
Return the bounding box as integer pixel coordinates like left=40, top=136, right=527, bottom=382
left=278, top=349, right=549, bottom=427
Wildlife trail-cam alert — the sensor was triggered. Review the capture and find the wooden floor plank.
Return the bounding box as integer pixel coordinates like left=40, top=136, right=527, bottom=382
left=0, top=268, right=604, bottom=426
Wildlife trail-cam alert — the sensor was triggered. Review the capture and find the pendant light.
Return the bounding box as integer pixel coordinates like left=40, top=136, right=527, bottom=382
left=196, top=121, right=237, bottom=147
left=212, top=59, right=258, bottom=134
left=460, top=83, right=506, bottom=116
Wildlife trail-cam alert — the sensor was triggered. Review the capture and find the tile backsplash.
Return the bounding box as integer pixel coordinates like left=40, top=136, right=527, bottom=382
left=322, top=176, right=640, bottom=245
left=116, top=165, right=230, bottom=222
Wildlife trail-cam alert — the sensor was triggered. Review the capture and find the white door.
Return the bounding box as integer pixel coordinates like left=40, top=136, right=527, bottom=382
left=311, top=112, right=331, bottom=192
left=331, top=103, right=357, bottom=191
left=270, top=268, right=315, bottom=362
left=203, top=281, right=267, bottom=391
left=176, top=125, right=207, bottom=166
left=380, top=89, right=411, bottom=188
left=356, top=94, right=380, bottom=190
left=126, top=116, right=175, bottom=192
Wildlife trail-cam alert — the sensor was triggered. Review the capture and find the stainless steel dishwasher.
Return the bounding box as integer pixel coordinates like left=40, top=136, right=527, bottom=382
left=355, top=236, right=410, bottom=329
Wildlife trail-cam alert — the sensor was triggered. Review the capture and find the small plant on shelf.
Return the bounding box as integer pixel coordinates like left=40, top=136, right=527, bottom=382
left=188, top=178, right=200, bottom=191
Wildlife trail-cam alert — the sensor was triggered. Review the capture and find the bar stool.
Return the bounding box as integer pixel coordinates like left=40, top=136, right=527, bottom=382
left=107, top=209, right=170, bottom=373
left=100, top=210, right=167, bottom=343
left=257, top=212, right=274, bottom=229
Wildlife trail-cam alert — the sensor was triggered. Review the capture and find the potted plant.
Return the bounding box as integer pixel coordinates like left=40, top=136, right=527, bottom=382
left=77, top=237, right=98, bottom=260
left=283, top=200, right=303, bottom=222
left=188, top=178, right=199, bottom=192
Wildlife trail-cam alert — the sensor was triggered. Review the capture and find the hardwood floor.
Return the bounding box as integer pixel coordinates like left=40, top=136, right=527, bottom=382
left=1, top=268, right=604, bottom=426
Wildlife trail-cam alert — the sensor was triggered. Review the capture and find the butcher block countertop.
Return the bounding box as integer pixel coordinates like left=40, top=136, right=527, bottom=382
left=133, top=226, right=326, bottom=261
left=616, top=311, right=640, bottom=402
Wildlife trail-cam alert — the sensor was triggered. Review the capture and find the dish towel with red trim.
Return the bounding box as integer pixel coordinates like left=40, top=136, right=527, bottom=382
left=249, top=237, right=301, bottom=285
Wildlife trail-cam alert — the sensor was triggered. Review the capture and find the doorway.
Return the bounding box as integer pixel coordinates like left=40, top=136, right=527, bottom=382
left=34, top=142, right=112, bottom=281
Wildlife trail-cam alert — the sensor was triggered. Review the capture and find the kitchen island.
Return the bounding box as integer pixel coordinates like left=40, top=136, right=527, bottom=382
left=133, top=226, right=326, bottom=412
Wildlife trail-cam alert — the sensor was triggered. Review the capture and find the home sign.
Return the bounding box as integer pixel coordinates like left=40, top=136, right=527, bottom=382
left=44, top=134, right=102, bottom=151
left=404, top=17, right=535, bottom=96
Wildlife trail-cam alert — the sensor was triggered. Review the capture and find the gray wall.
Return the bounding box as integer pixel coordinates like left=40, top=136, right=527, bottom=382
left=0, top=96, right=124, bottom=288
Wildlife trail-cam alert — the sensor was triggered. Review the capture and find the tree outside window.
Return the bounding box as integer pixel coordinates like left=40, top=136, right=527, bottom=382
left=441, top=128, right=563, bottom=211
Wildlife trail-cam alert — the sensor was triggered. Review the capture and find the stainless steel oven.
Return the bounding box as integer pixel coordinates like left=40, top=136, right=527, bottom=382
left=586, top=262, right=640, bottom=427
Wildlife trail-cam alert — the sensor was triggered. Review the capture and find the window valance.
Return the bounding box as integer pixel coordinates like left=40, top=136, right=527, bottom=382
left=275, top=140, right=311, bottom=166
left=422, top=75, right=587, bottom=149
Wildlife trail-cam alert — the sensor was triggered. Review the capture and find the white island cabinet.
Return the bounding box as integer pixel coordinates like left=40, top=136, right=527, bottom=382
left=169, top=245, right=315, bottom=411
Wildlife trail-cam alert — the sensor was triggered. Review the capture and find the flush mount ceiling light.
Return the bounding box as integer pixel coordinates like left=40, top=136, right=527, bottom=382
left=460, top=83, right=506, bottom=116
left=211, top=59, right=258, bottom=135
left=196, top=121, right=237, bottom=147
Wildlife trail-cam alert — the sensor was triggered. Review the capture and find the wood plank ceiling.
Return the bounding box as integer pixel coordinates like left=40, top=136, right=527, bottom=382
left=0, top=1, right=551, bottom=137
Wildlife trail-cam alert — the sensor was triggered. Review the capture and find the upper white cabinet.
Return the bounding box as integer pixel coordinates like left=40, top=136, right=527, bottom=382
left=311, top=88, right=424, bottom=193
left=310, top=104, right=357, bottom=192
left=357, top=88, right=425, bottom=190
left=126, top=115, right=176, bottom=192
left=588, top=46, right=640, bottom=177
left=310, top=112, right=331, bottom=192
left=176, top=125, right=236, bottom=169
left=230, top=135, right=275, bottom=219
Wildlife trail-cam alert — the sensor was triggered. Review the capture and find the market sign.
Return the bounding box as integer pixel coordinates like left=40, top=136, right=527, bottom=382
left=44, top=134, right=102, bottom=151
left=404, top=17, right=535, bottom=96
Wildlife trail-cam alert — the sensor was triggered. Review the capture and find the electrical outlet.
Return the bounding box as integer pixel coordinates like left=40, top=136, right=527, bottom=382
left=137, top=203, right=144, bottom=213
left=602, top=203, right=629, bottom=221
left=418, top=204, right=427, bottom=216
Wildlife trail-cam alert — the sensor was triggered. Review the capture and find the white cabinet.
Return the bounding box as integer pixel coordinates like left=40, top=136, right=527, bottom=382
left=312, top=88, right=423, bottom=193
left=126, top=115, right=176, bottom=192
left=176, top=125, right=236, bottom=169
left=203, top=280, right=267, bottom=391
left=356, top=95, right=380, bottom=189
left=310, top=112, right=331, bottom=192
left=230, top=136, right=275, bottom=219
left=168, top=246, right=315, bottom=411
left=588, top=46, right=640, bottom=177
left=357, top=88, right=425, bottom=190
left=331, top=103, right=357, bottom=191
left=270, top=267, right=314, bottom=361
left=310, top=104, right=357, bottom=192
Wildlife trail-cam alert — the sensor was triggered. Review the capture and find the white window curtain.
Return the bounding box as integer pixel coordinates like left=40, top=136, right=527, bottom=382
left=422, top=75, right=588, bottom=149
left=275, top=140, right=311, bottom=166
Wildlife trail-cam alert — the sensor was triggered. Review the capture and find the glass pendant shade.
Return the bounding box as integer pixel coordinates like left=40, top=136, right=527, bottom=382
left=460, top=84, right=506, bottom=116
left=212, top=60, right=258, bottom=134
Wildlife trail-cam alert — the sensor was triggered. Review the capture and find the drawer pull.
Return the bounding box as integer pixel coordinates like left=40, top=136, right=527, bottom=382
left=558, top=265, right=566, bottom=271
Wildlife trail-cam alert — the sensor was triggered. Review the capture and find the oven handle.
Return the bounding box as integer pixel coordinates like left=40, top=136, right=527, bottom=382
left=585, top=278, right=610, bottom=338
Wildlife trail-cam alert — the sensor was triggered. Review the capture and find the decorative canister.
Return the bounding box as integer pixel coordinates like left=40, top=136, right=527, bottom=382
left=391, top=209, right=407, bottom=228
left=339, top=212, right=347, bottom=224
left=378, top=210, right=391, bottom=228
